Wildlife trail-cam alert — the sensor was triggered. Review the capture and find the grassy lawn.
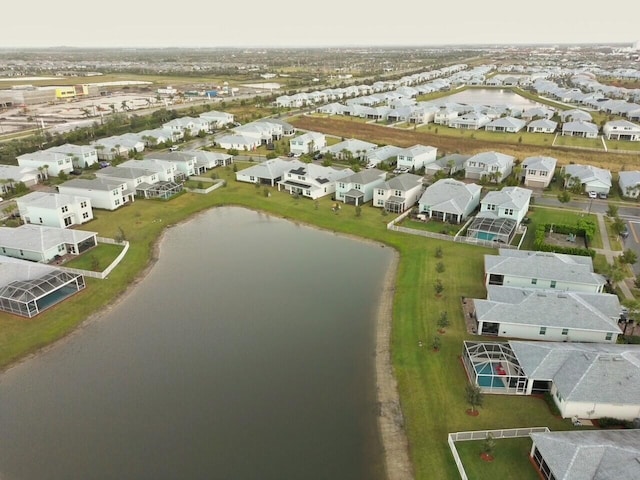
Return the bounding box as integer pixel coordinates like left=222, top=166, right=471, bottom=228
left=455, top=437, right=541, bottom=480
left=521, top=206, right=602, bottom=250
left=400, top=218, right=462, bottom=235
left=605, top=139, right=640, bottom=152
left=552, top=135, right=605, bottom=149
left=0, top=161, right=592, bottom=479
left=415, top=124, right=555, bottom=147
left=63, top=243, right=125, bottom=271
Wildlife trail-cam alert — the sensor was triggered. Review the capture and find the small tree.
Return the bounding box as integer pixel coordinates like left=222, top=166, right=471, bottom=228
left=435, top=246, right=443, bottom=258
left=434, top=279, right=444, bottom=296
left=557, top=190, right=571, bottom=203
left=465, top=384, right=483, bottom=414
left=606, top=204, right=619, bottom=218
left=432, top=335, right=441, bottom=351
left=436, top=261, right=445, bottom=273
left=263, top=187, right=270, bottom=198
left=482, top=433, right=496, bottom=457
left=437, top=311, right=450, bottom=331
left=619, top=249, right=638, bottom=266
left=355, top=205, right=362, bottom=217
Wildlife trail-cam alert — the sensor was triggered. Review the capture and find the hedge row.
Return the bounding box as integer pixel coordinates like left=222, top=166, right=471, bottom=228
left=533, top=224, right=596, bottom=258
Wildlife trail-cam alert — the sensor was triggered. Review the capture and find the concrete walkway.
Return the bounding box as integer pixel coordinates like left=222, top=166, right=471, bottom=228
left=594, top=213, right=634, bottom=300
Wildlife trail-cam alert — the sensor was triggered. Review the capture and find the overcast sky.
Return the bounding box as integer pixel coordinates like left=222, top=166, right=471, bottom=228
left=2, top=1, right=639, bottom=49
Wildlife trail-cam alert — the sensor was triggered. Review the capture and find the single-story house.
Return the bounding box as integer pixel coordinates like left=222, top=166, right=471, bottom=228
left=216, top=134, right=261, bottom=151
left=484, top=117, right=526, bottom=133
left=603, top=119, right=640, bottom=141
left=462, top=340, right=640, bottom=421
left=449, top=112, right=491, bottom=130
left=484, top=249, right=607, bottom=293
left=521, top=107, right=555, bottom=121
left=529, top=430, right=640, bottom=480
left=562, top=164, right=612, bottom=195
left=335, top=169, right=387, bottom=205
left=0, top=224, right=97, bottom=263
left=560, top=109, right=592, bottom=122
left=561, top=120, right=599, bottom=138
left=424, top=154, right=470, bottom=177
left=372, top=173, right=424, bottom=213
left=365, top=145, right=403, bottom=167
left=521, top=156, right=557, bottom=188
left=236, top=158, right=305, bottom=187
left=277, top=164, right=355, bottom=200
left=526, top=118, right=557, bottom=134
left=142, top=152, right=196, bottom=176
left=418, top=178, right=481, bottom=223
left=17, top=191, right=93, bottom=228
left=323, top=138, right=378, bottom=161
left=0, top=165, right=39, bottom=192
left=119, top=158, right=178, bottom=182
left=0, top=256, right=86, bottom=318
left=471, top=285, right=622, bottom=342
left=618, top=170, right=640, bottom=198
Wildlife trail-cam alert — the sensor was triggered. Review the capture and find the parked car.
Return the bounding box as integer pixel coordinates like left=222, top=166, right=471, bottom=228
left=99, top=161, right=111, bottom=168
left=620, top=225, right=630, bottom=239
left=169, top=146, right=179, bottom=152
left=588, top=191, right=597, bottom=199
left=598, top=192, right=608, bottom=199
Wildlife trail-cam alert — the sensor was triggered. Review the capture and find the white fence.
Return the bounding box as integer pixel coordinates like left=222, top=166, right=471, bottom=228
left=448, top=427, right=550, bottom=480
left=184, top=179, right=226, bottom=194
left=57, top=237, right=129, bottom=280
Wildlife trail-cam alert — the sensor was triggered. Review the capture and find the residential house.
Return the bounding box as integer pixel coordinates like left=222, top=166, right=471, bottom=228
left=526, top=118, right=557, bottom=133
left=529, top=430, right=640, bottom=480
left=479, top=186, right=532, bottom=225
left=0, top=224, right=97, bottom=263
left=17, top=191, right=93, bottom=228
left=561, top=120, right=599, bottom=138
left=603, top=119, right=640, bottom=141
left=373, top=173, right=424, bottom=213
left=257, top=118, right=295, bottom=136
left=17, top=151, right=74, bottom=177
left=449, top=112, right=491, bottom=130
left=471, top=285, right=622, bottom=342
left=49, top=144, right=98, bottom=168
left=618, top=170, right=640, bottom=198
left=236, top=158, right=304, bottom=186
left=484, top=117, right=526, bottom=133
left=181, top=150, right=233, bottom=170
left=521, top=107, right=555, bottom=121
left=135, top=128, right=175, bottom=147
left=0, top=256, right=86, bottom=318
left=424, top=154, right=469, bottom=177
left=396, top=145, right=437, bottom=171
left=57, top=178, right=135, bottom=211
left=277, top=163, right=354, bottom=200
left=323, top=138, right=378, bottom=161
left=335, top=169, right=387, bottom=205
left=119, top=158, right=178, bottom=182
left=95, top=166, right=165, bottom=198
left=289, top=132, right=326, bottom=156
left=462, top=340, right=640, bottom=421
left=521, top=156, right=557, bottom=188
left=142, top=152, right=196, bottom=177
left=90, top=138, right=133, bottom=161
left=215, top=134, right=261, bottom=151
left=562, top=164, right=612, bottom=195
left=560, top=109, right=593, bottom=122
left=234, top=121, right=282, bottom=144
left=484, top=249, right=606, bottom=293
left=464, top=151, right=515, bottom=182
left=433, top=107, right=459, bottom=125
left=365, top=145, right=403, bottom=167
left=200, top=110, right=234, bottom=128
left=0, top=165, right=39, bottom=192
left=418, top=178, right=481, bottom=223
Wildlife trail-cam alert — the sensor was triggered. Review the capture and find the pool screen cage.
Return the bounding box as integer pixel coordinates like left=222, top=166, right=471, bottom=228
left=467, top=216, right=517, bottom=244
left=0, top=270, right=85, bottom=318
left=462, top=341, right=529, bottom=394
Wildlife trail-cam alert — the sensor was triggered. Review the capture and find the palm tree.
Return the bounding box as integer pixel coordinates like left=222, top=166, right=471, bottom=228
left=42, top=165, right=49, bottom=180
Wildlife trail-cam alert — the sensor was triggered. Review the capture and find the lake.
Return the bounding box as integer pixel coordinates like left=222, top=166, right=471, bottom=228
left=440, top=88, right=545, bottom=109
left=0, top=207, right=392, bottom=480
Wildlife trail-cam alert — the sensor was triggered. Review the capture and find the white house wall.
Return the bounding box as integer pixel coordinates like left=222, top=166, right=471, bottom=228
left=490, top=275, right=602, bottom=293
left=485, top=322, right=618, bottom=343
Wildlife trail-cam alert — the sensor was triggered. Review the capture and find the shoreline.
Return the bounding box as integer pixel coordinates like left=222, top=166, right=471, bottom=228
left=375, top=250, right=414, bottom=480
left=0, top=205, right=414, bottom=480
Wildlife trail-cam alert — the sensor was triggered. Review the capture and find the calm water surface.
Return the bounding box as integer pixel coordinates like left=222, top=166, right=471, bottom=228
left=441, top=88, right=545, bottom=108
left=0, top=207, right=392, bottom=480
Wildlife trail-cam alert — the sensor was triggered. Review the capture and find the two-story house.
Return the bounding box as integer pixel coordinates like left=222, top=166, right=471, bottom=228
left=464, top=151, right=515, bottom=182
left=335, top=169, right=387, bottom=205
left=17, top=191, right=93, bottom=228
left=372, top=173, right=424, bottom=213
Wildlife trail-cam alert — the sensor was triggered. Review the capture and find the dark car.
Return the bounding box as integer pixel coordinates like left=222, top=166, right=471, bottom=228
left=99, top=161, right=111, bottom=168
left=70, top=169, right=83, bottom=176
left=313, top=153, right=323, bottom=160
left=620, top=226, right=630, bottom=239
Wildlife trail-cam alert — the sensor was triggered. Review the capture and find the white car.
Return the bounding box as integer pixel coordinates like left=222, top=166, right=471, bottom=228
left=588, top=191, right=597, bottom=199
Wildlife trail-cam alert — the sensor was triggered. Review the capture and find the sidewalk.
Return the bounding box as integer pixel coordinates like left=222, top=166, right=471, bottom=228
left=594, top=213, right=634, bottom=300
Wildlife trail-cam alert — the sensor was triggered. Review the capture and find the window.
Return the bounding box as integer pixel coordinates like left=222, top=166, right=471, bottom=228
left=528, top=170, right=537, bottom=176
left=64, top=217, right=72, bottom=227
left=61, top=206, right=68, bottom=213
left=82, top=212, right=89, bottom=219
left=394, top=190, right=402, bottom=196
left=377, top=200, right=384, bottom=206
left=250, top=176, right=255, bottom=182
left=562, top=328, right=569, bottom=336
left=80, top=201, right=87, bottom=208
left=505, top=208, right=513, bottom=215
left=605, top=332, right=613, bottom=341
left=550, top=280, right=557, bottom=289
left=377, top=189, right=384, bottom=195
left=539, top=327, right=546, bottom=335
left=115, top=199, right=120, bottom=206
left=531, top=278, right=537, bottom=285
left=540, top=171, right=548, bottom=176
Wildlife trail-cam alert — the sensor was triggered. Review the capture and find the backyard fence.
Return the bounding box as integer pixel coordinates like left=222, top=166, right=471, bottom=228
left=448, top=427, right=550, bottom=480
left=58, top=237, right=129, bottom=280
